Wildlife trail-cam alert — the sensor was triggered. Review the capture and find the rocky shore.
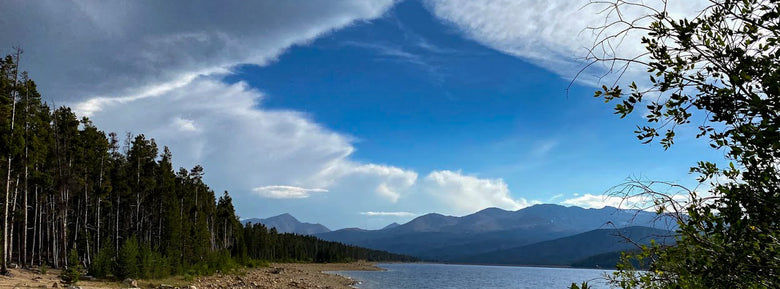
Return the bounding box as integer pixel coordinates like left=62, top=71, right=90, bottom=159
left=191, top=262, right=382, bottom=289
left=0, top=262, right=382, bottom=289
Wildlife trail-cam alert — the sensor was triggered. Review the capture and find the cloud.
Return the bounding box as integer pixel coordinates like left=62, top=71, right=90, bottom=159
left=561, top=190, right=692, bottom=212
left=253, top=186, right=328, bottom=199
left=424, top=0, right=709, bottom=83
left=84, top=77, right=358, bottom=192
left=561, top=193, right=632, bottom=209
left=172, top=117, right=198, bottom=132
left=548, top=193, right=564, bottom=201
left=423, top=170, right=536, bottom=214
left=360, top=211, right=417, bottom=217
left=343, top=41, right=429, bottom=68
left=531, top=140, right=557, bottom=157
left=0, top=0, right=396, bottom=103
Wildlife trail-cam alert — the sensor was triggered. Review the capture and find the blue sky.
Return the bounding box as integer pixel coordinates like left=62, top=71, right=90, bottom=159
left=1, top=0, right=717, bottom=229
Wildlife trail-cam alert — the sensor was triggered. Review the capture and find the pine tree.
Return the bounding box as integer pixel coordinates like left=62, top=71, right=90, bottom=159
left=115, top=236, right=139, bottom=279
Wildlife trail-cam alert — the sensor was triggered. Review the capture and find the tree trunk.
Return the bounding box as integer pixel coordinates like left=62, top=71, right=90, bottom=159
left=10, top=177, right=19, bottom=265
left=115, top=190, right=119, bottom=256
left=61, top=187, right=68, bottom=267
left=96, top=196, right=100, bottom=259
left=30, top=186, right=37, bottom=266
left=83, top=171, right=90, bottom=265
left=96, top=155, right=103, bottom=257
left=3, top=47, right=22, bottom=274
left=21, top=82, right=29, bottom=268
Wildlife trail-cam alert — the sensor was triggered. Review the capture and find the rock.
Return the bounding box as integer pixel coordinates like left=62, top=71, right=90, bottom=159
left=158, top=284, right=174, bottom=289
left=122, top=278, right=138, bottom=287
left=51, top=282, right=58, bottom=288
left=188, top=286, right=197, bottom=289
left=67, top=285, right=81, bottom=289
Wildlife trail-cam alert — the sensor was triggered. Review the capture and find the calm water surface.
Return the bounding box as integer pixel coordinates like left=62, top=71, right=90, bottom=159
left=331, top=263, right=613, bottom=289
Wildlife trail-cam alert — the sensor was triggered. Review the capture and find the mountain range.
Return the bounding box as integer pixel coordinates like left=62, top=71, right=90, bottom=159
left=245, top=204, right=677, bottom=268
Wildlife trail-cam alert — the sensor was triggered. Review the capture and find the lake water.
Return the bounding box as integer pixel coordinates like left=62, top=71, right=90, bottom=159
left=331, top=263, right=614, bottom=289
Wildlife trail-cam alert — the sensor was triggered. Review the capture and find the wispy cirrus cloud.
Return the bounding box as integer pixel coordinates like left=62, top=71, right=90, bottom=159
left=253, top=186, right=329, bottom=199
left=360, top=211, right=417, bottom=217
left=424, top=0, right=709, bottom=84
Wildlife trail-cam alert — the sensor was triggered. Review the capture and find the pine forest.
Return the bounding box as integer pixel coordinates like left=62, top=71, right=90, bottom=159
left=0, top=52, right=415, bottom=280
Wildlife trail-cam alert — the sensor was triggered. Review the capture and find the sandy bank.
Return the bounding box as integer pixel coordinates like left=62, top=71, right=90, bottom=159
left=193, top=262, right=381, bottom=289
left=0, top=262, right=382, bottom=289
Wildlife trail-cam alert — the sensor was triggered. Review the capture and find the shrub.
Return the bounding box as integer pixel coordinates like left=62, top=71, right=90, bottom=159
left=61, top=249, right=82, bottom=284
left=89, top=239, right=114, bottom=278
left=115, top=236, right=140, bottom=279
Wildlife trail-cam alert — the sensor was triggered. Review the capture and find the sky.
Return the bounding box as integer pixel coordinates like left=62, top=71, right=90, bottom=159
left=0, top=0, right=719, bottom=229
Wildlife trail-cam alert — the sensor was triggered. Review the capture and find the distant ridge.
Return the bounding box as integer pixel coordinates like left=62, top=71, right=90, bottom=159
left=242, top=213, right=331, bottom=235
left=316, top=204, right=677, bottom=265
left=462, top=226, right=675, bottom=266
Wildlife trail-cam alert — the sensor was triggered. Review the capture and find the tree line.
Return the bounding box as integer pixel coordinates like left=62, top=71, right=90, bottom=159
left=0, top=50, right=415, bottom=280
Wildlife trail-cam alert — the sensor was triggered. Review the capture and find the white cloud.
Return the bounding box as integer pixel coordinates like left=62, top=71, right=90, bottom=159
left=561, top=190, right=693, bottom=213
left=84, top=78, right=359, bottom=194
left=423, top=170, right=536, bottom=214
left=360, top=211, right=417, bottom=217
left=323, top=163, right=419, bottom=203
left=561, top=193, right=633, bottom=209
left=253, top=185, right=328, bottom=199
left=172, top=117, right=198, bottom=132
left=424, top=0, right=709, bottom=83
left=548, top=193, right=564, bottom=201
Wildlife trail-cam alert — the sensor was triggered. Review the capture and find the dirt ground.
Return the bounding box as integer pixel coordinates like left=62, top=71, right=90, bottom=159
left=191, top=262, right=382, bottom=289
left=0, top=262, right=381, bottom=289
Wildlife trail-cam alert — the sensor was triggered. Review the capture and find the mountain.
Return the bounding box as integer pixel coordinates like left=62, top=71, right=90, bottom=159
left=462, top=226, right=675, bottom=266
left=316, top=204, right=676, bottom=262
left=242, top=213, right=331, bottom=235
left=381, top=222, right=401, bottom=230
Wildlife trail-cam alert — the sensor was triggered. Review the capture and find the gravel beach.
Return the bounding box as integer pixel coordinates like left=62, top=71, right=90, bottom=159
left=0, top=262, right=382, bottom=289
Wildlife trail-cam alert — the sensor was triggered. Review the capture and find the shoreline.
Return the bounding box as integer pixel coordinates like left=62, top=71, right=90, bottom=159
left=0, top=262, right=610, bottom=288
left=192, top=262, right=383, bottom=289
left=0, top=262, right=383, bottom=289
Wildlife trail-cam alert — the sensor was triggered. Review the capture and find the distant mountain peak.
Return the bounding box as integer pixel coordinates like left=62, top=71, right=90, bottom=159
left=476, top=207, right=508, bottom=214
left=382, top=222, right=400, bottom=230
left=241, top=213, right=330, bottom=235
left=268, top=213, right=297, bottom=221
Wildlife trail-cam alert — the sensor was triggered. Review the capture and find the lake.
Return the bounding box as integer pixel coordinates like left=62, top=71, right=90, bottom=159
left=330, top=263, right=614, bottom=289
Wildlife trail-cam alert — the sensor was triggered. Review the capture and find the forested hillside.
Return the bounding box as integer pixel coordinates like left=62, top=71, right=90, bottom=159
left=0, top=52, right=414, bottom=279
